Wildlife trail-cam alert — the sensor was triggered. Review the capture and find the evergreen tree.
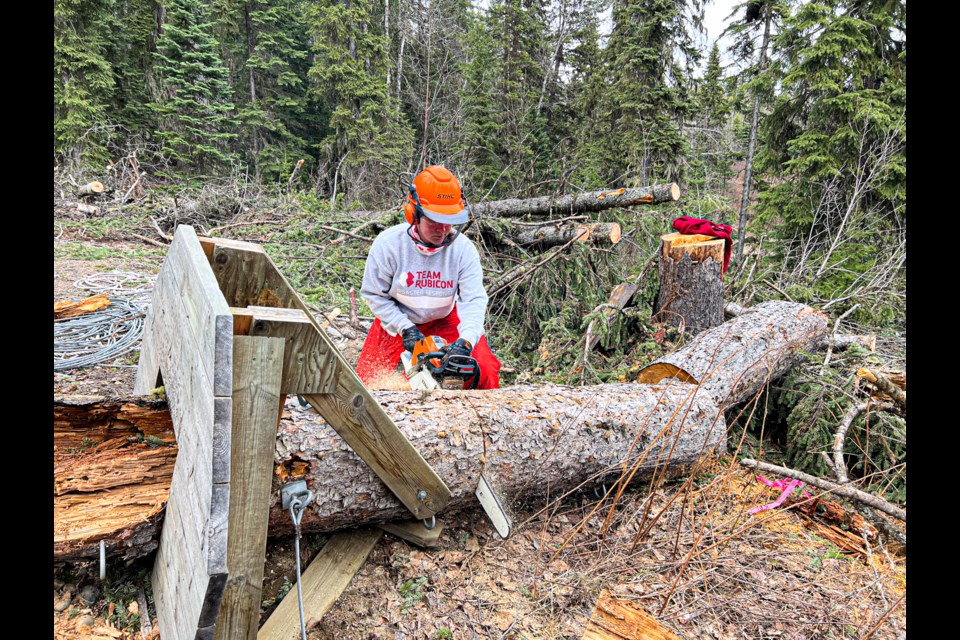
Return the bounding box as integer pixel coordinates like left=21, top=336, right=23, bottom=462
left=489, top=0, right=551, bottom=196
left=698, top=41, right=729, bottom=127
left=456, top=4, right=505, bottom=194
left=755, top=0, right=905, bottom=319
left=307, top=0, right=413, bottom=205
left=54, top=0, right=118, bottom=169
left=236, top=1, right=314, bottom=181
left=603, top=0, right=702, bottom=185
left=724, top=0, right=786, bottom=262
left=565, top=1, right=610, bottom=189
left=102, top=0, right=158, bottom=142
left=150, top=0, right=238, bottom=173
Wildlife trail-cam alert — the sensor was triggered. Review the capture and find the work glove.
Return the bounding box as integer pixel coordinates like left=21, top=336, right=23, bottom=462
left=401, top=326, right=425, bottom=353
left=446, top=338, right=473, bottom=360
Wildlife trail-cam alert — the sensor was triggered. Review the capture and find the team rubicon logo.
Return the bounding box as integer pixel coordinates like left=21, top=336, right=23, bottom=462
left=406, top=270, right=454, bottom=289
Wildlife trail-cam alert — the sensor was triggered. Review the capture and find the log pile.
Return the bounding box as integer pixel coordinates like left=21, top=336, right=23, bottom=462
left=53, top=301, right=830, bottom=561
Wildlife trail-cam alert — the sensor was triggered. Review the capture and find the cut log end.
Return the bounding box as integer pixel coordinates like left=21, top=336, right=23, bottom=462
left=636, top=363, right=698, bottom=385
left=669, top=182, right=681, bottom=201
left=608, top=223, right=622, bottom=244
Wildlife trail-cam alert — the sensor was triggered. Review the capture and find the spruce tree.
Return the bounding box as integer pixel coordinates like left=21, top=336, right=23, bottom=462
left=150, top=0, right=238, bottom=174
left=457, top=4, right=505, bottom=194
left=756, top=0, right=905, bottom=318
left=212, top=0, right=315, bottom=181
left=307, top=0, right=413, bottom=205
left=565, top=1, right=610, bottom=189
left=489, top=0, right=551, bottom=196
left=102, top=0, right=157, bottom=140
left=54, top=0, right=118, bottom=169
left=603, top=0, right=702, bottom=185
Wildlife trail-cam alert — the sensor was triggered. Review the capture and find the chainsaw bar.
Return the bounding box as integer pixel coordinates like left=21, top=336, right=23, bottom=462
left=475, top=473, right=513, bottom=539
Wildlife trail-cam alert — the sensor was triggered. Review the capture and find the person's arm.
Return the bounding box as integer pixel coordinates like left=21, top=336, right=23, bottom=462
left=360, top=234, right=415, bottom=336
left=454, top=241, right=488, bottom=347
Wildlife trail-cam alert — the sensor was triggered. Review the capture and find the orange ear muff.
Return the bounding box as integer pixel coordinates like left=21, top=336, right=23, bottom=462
left=404, top=201, right=416, bottom=224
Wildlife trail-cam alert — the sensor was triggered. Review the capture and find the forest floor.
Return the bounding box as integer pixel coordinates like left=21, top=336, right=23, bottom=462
left=53, top=205, right=907, bottom=639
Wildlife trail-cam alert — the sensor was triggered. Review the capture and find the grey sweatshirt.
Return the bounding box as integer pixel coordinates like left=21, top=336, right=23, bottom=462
left=360, top=223, right=489, bottom=346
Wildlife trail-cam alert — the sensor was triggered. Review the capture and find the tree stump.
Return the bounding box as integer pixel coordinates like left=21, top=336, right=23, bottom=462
left=653, top=232, right=725, bottom=335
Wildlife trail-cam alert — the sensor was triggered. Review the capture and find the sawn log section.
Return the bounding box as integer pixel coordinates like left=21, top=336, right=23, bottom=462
left=53, top=301, right=829, bottom=559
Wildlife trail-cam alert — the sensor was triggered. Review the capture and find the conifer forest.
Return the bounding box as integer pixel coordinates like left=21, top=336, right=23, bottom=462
left=53, top=1, right=907, bottom=637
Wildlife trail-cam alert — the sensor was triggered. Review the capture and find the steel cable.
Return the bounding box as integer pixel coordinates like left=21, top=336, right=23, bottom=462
left=54, top=297, right=146, bottom=371
left=74, top=271, right=156, bottom=307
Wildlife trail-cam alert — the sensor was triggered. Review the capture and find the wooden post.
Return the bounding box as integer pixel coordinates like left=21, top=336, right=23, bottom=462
left=653, top=232, right=725, bottom=336
left=214, top=336, right=285, bottom=640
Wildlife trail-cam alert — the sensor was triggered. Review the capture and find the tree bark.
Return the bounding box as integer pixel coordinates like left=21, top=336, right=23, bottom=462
left=76, top=181, right=105, bottom=197
left=334, top=184, right=679, bottom=224
left=638, top=301, right=829, bottom=408
left=473, top=184, right=679, bottom=219
left=54, top=380, right=723, bottom=559
left=510, top=221, right=621, bottom=247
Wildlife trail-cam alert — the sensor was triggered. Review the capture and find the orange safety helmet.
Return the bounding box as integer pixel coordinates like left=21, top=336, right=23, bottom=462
left=404, top=165, right=470, bottom=225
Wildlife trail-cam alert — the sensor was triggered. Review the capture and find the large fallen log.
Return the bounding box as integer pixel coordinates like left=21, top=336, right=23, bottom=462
left=54, top=381, right=723, bottom=560
left=637, top=301, right=829, bottom=407
left=53, top=301, right=829, bottom=559
left=471, top=184, right=680, bottom=218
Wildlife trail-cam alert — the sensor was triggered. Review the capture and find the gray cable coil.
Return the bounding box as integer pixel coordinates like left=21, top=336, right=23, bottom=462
left=54, top=297, right=146, bottom=371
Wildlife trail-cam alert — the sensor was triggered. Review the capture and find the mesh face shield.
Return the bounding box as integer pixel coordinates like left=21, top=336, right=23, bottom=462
left=407, top=184, right=473, bottom=249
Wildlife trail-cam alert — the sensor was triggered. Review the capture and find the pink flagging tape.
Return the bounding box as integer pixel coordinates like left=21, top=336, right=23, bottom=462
left=749, top=475, right=812, bottom=515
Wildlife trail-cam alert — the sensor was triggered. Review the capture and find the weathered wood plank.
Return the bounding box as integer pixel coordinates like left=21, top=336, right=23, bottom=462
left=215, top=336, right=286, bottom=640
left=206, top=242, right=299, bottom=309
left=230, top=307, right=341, bottom=395
left=257, top=529, right=383, bottom=640
left=138, top=225, right=234, bottom=640
left=380, top=520, right=444, bottom=548
left=201, top=235, right=451, bottom=519
left=137, top=226, right=232, bottom=397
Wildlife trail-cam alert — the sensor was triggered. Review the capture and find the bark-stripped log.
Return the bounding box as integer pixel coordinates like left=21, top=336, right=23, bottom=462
left=638, top=301, right=829, bottom=407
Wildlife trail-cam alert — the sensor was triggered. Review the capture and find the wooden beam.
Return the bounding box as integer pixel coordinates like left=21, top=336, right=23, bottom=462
left=215, top=336, right=286, bottom=640
left=257, top=529, right=383, bottom=639
left=380, top=520, right=444, bottom=548
left=230, top=306, right=341, bottom=395
left=200, top=235, right=451, bottom=520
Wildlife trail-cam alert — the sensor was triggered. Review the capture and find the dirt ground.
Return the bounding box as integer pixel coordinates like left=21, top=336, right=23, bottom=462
left=53, top=230, right=907, bottom=639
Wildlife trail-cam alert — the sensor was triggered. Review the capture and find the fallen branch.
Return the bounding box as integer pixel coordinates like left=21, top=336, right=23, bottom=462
left=857, top=368, right=906, bottom=408
left=739, top=458, right=906, bottom=521
left=821, top=304, right=860, bottom=373
left=832, top=400, right=896, bottom=484
left=129, top=233, right=169, bottom=248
